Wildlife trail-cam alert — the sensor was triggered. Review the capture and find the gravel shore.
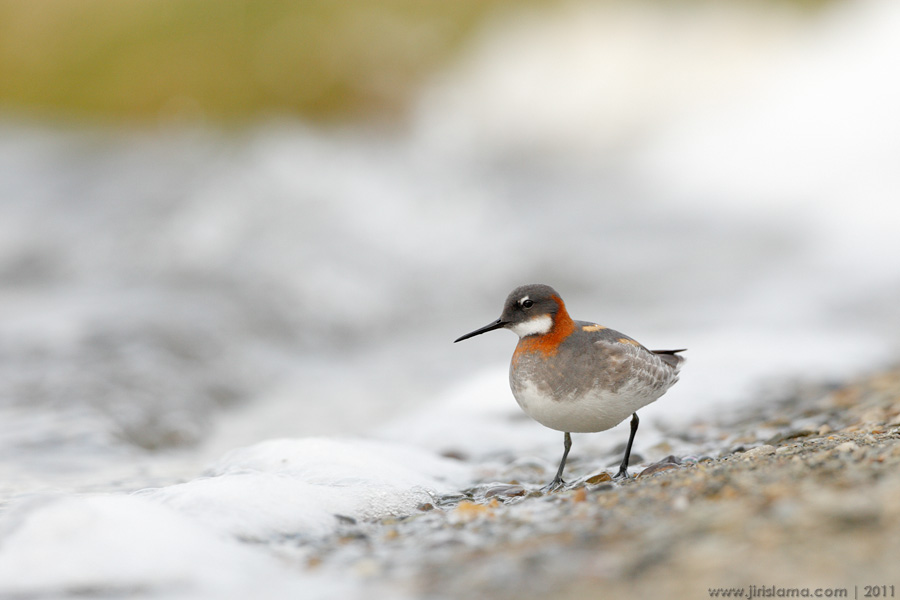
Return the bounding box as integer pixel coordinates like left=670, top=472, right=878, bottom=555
left=305, top=367, right=900, bottom=599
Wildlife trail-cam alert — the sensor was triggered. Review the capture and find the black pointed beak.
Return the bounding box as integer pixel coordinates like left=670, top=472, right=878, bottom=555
left=454, top=318, right=506, bottom=343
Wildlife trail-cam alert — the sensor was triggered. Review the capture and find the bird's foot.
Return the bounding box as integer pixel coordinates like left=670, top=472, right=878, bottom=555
left=541, top=477, right=567, bottom=493
left=614, top=467, right=631, bottom=480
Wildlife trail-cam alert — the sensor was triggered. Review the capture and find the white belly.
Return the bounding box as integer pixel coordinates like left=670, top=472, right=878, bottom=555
left=512, top=378, right=662, bottom=433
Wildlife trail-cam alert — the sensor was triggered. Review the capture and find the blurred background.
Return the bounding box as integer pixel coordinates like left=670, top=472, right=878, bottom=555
left=1, top=0, right=899, bottom=495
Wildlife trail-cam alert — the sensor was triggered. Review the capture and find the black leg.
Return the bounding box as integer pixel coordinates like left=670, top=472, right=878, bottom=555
left=544, top=432, right=572, bottom=491
left=616, top=413, right=639, bottom=479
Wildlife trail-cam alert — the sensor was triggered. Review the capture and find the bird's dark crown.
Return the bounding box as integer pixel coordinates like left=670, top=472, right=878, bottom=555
left=499, top=283, right=562, bottom=325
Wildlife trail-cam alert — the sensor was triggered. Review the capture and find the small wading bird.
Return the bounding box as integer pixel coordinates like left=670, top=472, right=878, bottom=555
left=455, top=284, right=684, bottom=490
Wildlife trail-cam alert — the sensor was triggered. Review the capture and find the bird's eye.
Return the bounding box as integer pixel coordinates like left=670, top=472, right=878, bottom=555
left=521, top=299, right=534, bottom=309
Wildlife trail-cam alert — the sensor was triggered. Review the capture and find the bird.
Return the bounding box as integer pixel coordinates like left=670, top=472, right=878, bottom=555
left=454, top=284, right=684, bottom=490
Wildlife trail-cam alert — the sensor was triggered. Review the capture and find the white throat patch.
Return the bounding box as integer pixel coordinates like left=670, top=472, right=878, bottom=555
left=510, top=315, right=553, bottom=338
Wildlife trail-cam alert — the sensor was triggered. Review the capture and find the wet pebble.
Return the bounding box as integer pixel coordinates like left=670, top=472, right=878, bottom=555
left=638, top=456, right=684, bottom=478
left=638, top=463, right=681, bottom=478
left=722, top=445, right=746, bottom=457
left=765, top=429, right=816, bottom=445
left=440, top=450, right=468, bottom=461
left=585, top=472, right=612, bottom=485
left=483, top=485, right=527, bottom=500
left=435, top=493, right=470, bottom=508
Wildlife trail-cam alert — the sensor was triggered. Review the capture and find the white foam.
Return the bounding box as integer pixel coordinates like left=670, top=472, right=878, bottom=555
left=0, top=494, right=333, bottom=599
left=140, top=438, right=471, bottom=541
left=0, top=438, right=471, bottom=598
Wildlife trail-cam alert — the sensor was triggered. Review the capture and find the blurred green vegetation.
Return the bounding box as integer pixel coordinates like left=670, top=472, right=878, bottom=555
left=0, top=0, right=833, bottom=124
left=0, top=0, right=543, bottom=123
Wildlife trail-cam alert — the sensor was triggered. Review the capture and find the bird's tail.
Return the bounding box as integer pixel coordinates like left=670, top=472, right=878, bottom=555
left=652, top=349, right=686, bottom=371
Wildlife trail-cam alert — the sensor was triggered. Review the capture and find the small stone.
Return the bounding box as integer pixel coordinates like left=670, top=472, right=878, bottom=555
left=834, top=441, right=859, bottom=453
left=585, top=472, right=612, bottom=484
left=765, top=429, right=815, bottom=445
left=417, top=503, right=435, bottom=512
left=725, top=445, right=747, bottom=456
left=636, top=455, right=684, bottom=478
left=435, top=493, right=468, bottom=507
left=483, top=484, right=526, bottom=499
left=638, top=462, right=681, bottom=478
left=818, top=424, right=833, bottom=435
left=742, top=445, right=776, bottom=459
left=440, top=450, right=468, bottom=461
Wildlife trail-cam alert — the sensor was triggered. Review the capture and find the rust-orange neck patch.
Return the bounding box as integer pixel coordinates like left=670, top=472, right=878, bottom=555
left=513, top=295, right=576, bottom=361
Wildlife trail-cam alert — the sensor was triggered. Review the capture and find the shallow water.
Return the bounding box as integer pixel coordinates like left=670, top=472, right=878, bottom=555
left=1, top=1, right=900, bottom=597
